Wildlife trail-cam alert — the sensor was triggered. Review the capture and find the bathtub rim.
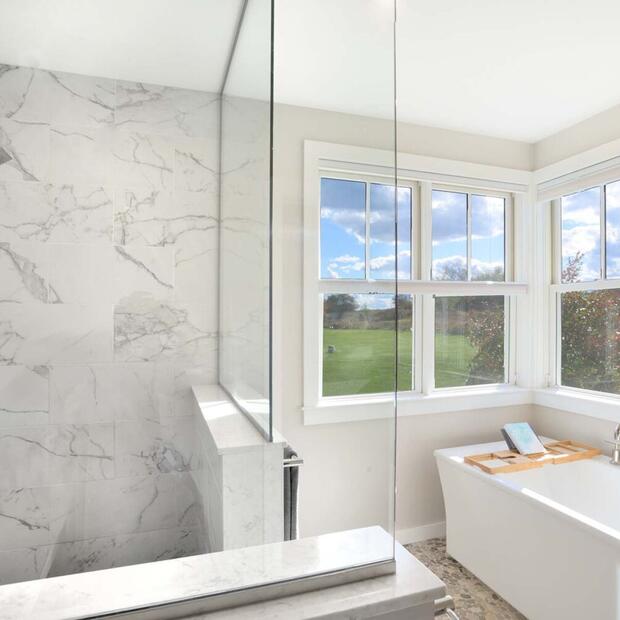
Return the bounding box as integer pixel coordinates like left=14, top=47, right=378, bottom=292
left=435, top=439, right=620, bottom=549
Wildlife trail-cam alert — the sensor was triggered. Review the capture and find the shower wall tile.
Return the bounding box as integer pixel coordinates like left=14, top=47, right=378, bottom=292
left=0, top=241, right=51, bottom=303
left=0, top=546, right=50, bottom=584
left=49, top=363, right=174, bottom=424
left=174, top=139, right=218, bottom=193
left=0, top=118, right=49, bottom=182
left=114, top=294, right=216, bottom=363
left=115, top=416, right=197, bottom=478
left=0, top=365, right=49, bottom=422
left=112, top=132, right=174, bottom=190
left=47, top=244, right=174, bottom=304
left=0, top=65, right=50, bottom=122
left=45, top=527, right=204, bottom=579
left=113, top=188, right=174, bottom=246
left=0, top=182, right=113, bottom=244
left=0, top=423, right=114, bottom=488
left=0, top=63, right=218, bottom=583
left=0, top=484, right=82, bottom=550
left=46, top=71, right=115, bottom=127
left=115, top=81, right=218, bottom=139
left=49, top=125, right=114, bottom=185
left=0, top=303, right=113, bottom=365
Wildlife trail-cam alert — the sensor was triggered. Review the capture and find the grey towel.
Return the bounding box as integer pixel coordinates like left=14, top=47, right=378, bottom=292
left=283, top=445, right=299, bottom=541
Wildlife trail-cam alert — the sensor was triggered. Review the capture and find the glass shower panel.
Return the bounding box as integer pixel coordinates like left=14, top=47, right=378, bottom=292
left=273, top=0, right=398, bottom=566
left=220, top=0, right=273, bottom=439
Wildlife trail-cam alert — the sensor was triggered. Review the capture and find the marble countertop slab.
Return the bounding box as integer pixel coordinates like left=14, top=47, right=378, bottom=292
left=185, top=541, right=445, bottom=619
left=192, top=384, right=285, bottom=455
left=0, top=527, right=425, bottom=620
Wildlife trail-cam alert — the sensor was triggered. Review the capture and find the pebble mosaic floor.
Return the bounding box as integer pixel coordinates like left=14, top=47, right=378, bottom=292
left=405, top=538, right=526, bottom=620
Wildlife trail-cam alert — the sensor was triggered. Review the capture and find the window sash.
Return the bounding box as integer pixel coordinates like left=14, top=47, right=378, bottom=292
left=313, top=173, right=518, bottom=404
left=551, top=186, right=620, bottom=394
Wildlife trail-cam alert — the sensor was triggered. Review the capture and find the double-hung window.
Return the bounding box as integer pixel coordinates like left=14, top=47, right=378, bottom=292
left=303, top=143, right=525, bottom=421
left=551, top=182, right=620, bottom=396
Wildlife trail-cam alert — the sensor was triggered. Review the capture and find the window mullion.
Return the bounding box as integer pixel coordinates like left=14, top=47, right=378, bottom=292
left=466, top=193, right=472, bottom=281
left=601, top=184, right=607, bottom=279
left=365, top=182, right=371, bottom=279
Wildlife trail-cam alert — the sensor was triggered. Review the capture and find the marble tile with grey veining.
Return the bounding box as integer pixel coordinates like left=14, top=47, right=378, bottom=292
left=0, top=365, right=49, bottom=425
left=172, top=364, right=217, bottom=418
left=0, top=118, right=49, bottom=182
left=0, top=65, right=50, bottom=122
left=114, top=293, right=216, bottom=363
left=0, top=182, right=113, bottom=243
left=44, top=526, right=203, bottom=580
left=46, top=70, right=115, bottom=126
left=115, top=81, right=218, bottom=138
left=0, top=545, right=51, bottom=585
left=113, top=131, right=173, bottom=190
left=49, top=125, right=114, bottom=185
left=0, top=241, right=50, bottom=303
left=113, top=187, right=216, bottom=250
left=115, top=415, right=197, bottom=477
left=0, top=302, right=113, bottom=365
left=0, top=423, right=114, bottom=488
left=46, top=244, right=173, bottom=304
left=49, top=363, right=174, bottom=424
left=0, top=484, right=83, bottom=551
left=174, top=138, right=218, bottom=194
left=80, top=474, right=178, bottom=539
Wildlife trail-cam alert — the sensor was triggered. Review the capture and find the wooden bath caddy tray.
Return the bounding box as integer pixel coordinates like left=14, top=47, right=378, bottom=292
left=465, top=440, right=601, bottom=474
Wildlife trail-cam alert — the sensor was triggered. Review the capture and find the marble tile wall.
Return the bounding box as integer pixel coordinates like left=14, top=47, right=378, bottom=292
left=0, top=64, right=218, bottom=584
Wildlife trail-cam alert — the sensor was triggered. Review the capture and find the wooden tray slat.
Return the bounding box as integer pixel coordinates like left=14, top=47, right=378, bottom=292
left=465, top=440, right=601, bottom=474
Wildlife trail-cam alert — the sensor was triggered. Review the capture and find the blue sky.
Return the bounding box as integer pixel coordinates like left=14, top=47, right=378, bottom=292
left=320, top=179, right=507, bottom=287
left=431, top=190, right=505, bottom=280
left=320, top=178, right=411, bottom=281
left=561, top=186, right=601, bottom=281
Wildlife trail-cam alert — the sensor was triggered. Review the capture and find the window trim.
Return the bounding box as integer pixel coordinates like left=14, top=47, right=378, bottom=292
left=549, top=188, right=620, bottom=397
left=303, top=140, right=530, bottom=424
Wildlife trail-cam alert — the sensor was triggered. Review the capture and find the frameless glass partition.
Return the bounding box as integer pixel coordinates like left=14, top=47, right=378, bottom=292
left=272, top=0, right=399, bottom=566
left=0, top=0, right=400, bottom=609
left=220, top=0, right=274, bottom=439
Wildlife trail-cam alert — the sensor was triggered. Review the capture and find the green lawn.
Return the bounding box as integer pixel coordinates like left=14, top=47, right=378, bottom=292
left=322, top=328, right=411, bottom=397
left=322, top=329, right=477, bottom=396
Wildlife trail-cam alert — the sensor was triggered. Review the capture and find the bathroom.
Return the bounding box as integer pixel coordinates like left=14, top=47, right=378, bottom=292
left=0, top=1, right=619, bottom=619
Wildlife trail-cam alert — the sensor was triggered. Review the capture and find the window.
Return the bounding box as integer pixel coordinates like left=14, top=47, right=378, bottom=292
left=303, top=143, right=522, bottom=420
left=432, top=190, right=506, bottom=282
left=318, top=177, right=414, bottom=398
left=554, top=183, right=620, bottom=396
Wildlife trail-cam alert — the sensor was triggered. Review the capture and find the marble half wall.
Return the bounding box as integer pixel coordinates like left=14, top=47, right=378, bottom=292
left=0, top=64, right=219, bottom=584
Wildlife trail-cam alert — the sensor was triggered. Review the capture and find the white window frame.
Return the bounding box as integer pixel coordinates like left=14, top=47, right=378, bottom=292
left=303, top=141, right=530, bottom=425
left=546, top=185, right=620, bottom=401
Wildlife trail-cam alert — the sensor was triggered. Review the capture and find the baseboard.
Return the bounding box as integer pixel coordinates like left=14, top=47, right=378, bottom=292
left=396, top=521, right=446, bottom=545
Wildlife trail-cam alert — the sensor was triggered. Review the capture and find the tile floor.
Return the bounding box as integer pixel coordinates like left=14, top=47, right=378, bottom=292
left=405, top=538, right=526, bottom=620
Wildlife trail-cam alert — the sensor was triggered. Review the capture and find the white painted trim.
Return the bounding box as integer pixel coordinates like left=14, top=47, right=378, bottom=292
left=304, top=386, right=532, bottom=426
left=534, top=136, right=620, bottom=185
left=318, top=279, right=527, bottom=296
left=396, top=522, right=446, bottom=545
left=534, top=388, right=620, bottom=423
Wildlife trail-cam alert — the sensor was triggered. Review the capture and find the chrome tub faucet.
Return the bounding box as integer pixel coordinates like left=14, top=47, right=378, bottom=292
left=608, top=424, right=620, bottom=465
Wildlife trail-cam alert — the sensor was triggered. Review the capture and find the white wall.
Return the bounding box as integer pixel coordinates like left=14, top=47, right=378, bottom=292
left=534, top=102, right=620, bottom=168
left=272, top=102, right=535, bottom=540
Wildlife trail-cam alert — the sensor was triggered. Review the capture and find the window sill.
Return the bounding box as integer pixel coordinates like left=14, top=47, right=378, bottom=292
left=303, top=385, right=531, bottom=425
left=533, top=387, right=620, bottom=423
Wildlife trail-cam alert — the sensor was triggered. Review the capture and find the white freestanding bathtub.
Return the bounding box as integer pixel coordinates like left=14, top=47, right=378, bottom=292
left=436, top=439, right=620, bottom=620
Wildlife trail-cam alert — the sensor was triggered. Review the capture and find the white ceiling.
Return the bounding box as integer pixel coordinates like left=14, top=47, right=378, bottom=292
left=2, top=0, right=620, bottom=142
left=0, top=0, right=244, bottom=93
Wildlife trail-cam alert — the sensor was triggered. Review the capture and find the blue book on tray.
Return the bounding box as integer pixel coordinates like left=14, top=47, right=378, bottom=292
left=503, top=422, right=546, bottom=455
